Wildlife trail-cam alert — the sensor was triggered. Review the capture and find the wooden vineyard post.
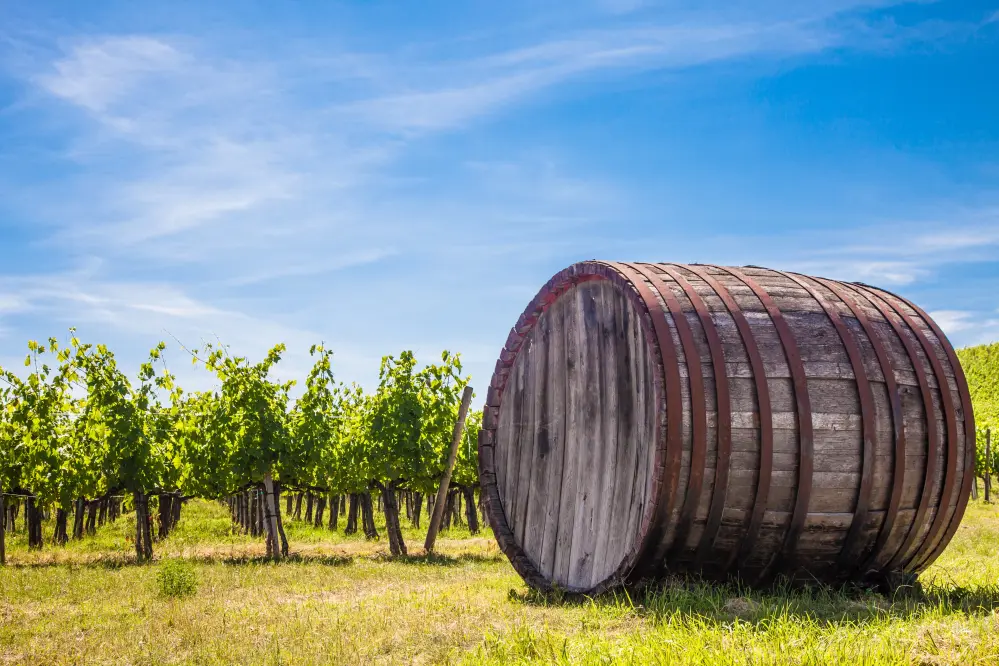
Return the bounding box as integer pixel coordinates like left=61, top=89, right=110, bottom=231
left=0, top=489, right=6, bottom=566
left=987, top=429, right=993, bottom=504
left=134, top=493, right=145, bottom=561
left=263, top=473, right=282, bottom=560
left=425, top=385, right=474, bottom=554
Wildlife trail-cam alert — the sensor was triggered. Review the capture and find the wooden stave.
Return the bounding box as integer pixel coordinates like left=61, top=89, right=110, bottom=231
left=479, top=262, right=669, bottom=594
left=480, top=261, right=973, bottom=593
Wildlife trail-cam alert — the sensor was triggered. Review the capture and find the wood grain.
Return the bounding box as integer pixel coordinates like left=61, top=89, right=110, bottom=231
left=480, top=262, right=972, bottom=594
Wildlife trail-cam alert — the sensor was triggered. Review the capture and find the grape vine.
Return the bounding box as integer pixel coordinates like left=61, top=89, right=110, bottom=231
left=0, top=332, right=480, bottom=564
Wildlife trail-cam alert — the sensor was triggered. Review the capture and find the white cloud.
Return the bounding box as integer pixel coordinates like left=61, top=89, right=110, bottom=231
left=0, top=271, right=358, bottom=391
left=38, top=36, right=185, bottom=114
left=0, top=294, right=29, bottom=315
left=2, top=0, right=996, bottom=392
left=223, top=248, right=400, bottom=287
left=930, top=310, right=976, bottom=335
left=340, top=20, right=835, bottom=134
left=933, top=311, right=999, bottom=349
left=909, top=223, right=999, bottom=252
left=31, top=37, right=304, bottom=246
left=20, top=4, right=950, bottom=258
left=801, top=260, right=928, bottom=286
left=768, top=207, right=999, bottom=287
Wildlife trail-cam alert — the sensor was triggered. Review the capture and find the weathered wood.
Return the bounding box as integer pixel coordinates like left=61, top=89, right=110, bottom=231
left=863, top=286, right=959, bottom=572
left=521, top=312, right=552, bottom=568
left=986, top=430, right=991, bottom=504
left=567, top=286, right=600, bottom=587
left=663, top=265, right=731, bottom=571
left=615, top=262, right=685, bottom=576
left=0, top=487, right=5, bottom=566
left=480, top=262, right=973, bottom=594
left=635, top=263, right=708, bottom=563
left=589, top=286, right=621, bottom=586
left=262, top=473, right=282, bottom=560
left=424, top=385, right=474, bottom=553
left=783, top=272, right=878, bottom=570
left=685, top=264, right=774, bottom=575
left=538, top=299, right=567, bottom=579
left=512, top=337, right=538, bottom=548
left=493, top=278, right=660, bottom=590
left=722, top=266, right=814, bottom=583
left=552, top=285, right=583, bottom=587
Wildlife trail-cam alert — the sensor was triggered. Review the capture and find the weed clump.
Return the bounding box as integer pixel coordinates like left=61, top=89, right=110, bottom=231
left=157, top=559, right=199, bottom=598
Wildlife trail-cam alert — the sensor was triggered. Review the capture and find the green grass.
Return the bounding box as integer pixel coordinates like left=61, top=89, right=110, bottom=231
left=3, top=494, right=999, bottom=665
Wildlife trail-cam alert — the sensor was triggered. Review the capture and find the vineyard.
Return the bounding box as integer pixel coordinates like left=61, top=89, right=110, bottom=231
left=958, top=342, right=999, bottom=498
left=0, top=333, right=482, bottom=566
left=2, top=339, right=999, bottom=664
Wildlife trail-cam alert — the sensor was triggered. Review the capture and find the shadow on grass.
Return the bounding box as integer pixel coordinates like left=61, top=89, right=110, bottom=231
left=3, top=550, right=357, bottom=570
left=208, top=553, right=355, bottom=567
left=507, top=575, right=999, bottom=624
left=377, top=551, right=506, bottom=566
left=4, top=554, right=141, bottom=570
left=4, top=547, right=503, bottom=570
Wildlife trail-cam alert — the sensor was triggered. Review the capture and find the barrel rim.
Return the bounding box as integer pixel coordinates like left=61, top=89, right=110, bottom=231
left=477, top=260, right=668, bottom=594
left=857, top=284, right=973, bottom=572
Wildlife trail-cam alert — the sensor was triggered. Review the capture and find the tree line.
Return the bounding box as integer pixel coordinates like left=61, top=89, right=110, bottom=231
left=957, top=342, right=999, bottom=500
left=0, top=332, right=481, bottom=564
left=957, top=342, right=998, bottom=477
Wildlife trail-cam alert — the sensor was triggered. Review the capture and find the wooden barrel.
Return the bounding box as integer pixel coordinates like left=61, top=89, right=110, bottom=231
left=478, top=262, right=975, bottom=593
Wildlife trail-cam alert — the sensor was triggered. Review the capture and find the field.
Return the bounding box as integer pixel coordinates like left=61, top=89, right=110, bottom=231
left=3, top=492, right=999, bottom=666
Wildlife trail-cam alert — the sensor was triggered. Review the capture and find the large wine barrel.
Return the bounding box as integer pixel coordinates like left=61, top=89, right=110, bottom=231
left=478, top=262, right=975, bottom=593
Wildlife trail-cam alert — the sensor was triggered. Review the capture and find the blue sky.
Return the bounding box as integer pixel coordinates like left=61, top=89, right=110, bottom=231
left=0, top=0, right=997, bottom=393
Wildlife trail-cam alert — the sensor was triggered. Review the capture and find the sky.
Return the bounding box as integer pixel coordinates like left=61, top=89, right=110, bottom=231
left=0, top=0, right=997, bottom=395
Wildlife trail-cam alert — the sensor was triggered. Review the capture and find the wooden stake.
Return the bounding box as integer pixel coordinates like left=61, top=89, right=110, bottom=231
left=987, top=429, right=993, bottom=504
left=0, top=489, right=6, bottom=566
left=263, top=473, right=282, bottom=559
left=425, top=385, right=474, bottom=553
left=134, top=493, right=144, bottom=561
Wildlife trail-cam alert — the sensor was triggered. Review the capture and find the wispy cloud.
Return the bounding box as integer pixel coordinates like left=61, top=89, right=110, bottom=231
left=930, top=310, right=977, bottom=334
left=20, top=3, right=957, bottom=256
left=774, top=207, right=999, bottom=285
left=224, top=248, right=400, bottom=287
left=930, top=309, right=999, bottom=348
left=338, top=21, right=836, bottom=134
left=38, top=36, right=187, bottom=118
left=0, top=270, right=351, bottom=389
left=1, top=0, right=996, bottom=390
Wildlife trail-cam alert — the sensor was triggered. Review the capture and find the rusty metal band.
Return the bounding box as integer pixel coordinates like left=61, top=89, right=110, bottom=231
left=814, top=278, right=907, bottom=576
left=849, top=285, right=941, bottom=570
left=721, top=266, right=813, bottom=581
left=684, top=264, right=773, bottom=575
left=779, top=271, right=877, bottom=571
left=878, top=289, right=971, bottom=570
left=630, top=262, right=709, bottom=563
left=854, top=284, right=958, bottom=572
left=603, top=261, right=685, bottom=576
left=660, top=263, right=733, bottom=571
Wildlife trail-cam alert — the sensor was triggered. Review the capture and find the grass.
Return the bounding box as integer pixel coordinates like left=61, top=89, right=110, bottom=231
left=1, top=493, right=999, bottom=665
